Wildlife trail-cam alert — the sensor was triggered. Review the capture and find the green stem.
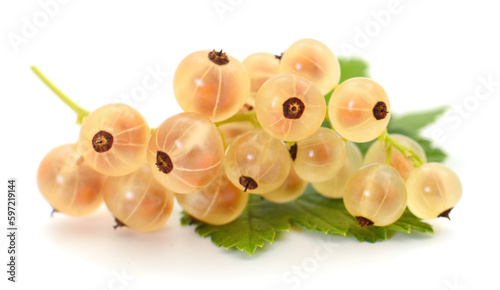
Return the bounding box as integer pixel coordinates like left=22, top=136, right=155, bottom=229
left=31, top=66, right=90, bottom=125
left=216, top=127, right=228, bottom=150
left=215, top=111, right=261, bottom=128
left=385, top=145, right=392, bottom=165
left=379, top=129, right=425, bottom=167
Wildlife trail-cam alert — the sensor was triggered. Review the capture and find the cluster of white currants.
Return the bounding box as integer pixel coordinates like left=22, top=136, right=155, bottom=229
left=37, top=38, right=462, bottom=232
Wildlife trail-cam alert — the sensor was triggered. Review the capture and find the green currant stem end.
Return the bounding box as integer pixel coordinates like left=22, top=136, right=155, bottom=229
left=215, top=111, right=261, bottom=128
left=217, top=127, right=228, bottom=150
left=378, top=129, right=425, bottom=167
left=31, top=66, right=90, bottom=125
left=385, top=145, right=392, bottom=165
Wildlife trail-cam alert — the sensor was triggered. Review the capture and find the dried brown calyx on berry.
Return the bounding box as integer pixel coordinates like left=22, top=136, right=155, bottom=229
left=356, top=216, right=374, bottom=227
left=208, top=49, right=230, bottom=65
left=239, top=176, right=258, bottom=192
left=283, top=97, right=305, bottom=119
left=373, top=101, right=389, bottom=120
left=156, top=151, right=173, bottom=174
left=92, top=130, right=114, bottom=153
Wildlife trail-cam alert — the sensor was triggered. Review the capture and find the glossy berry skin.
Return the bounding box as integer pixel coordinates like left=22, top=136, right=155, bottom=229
left=293, top=127, right=346, bottom=182
left=37, top=144, right=105, bottom=216
left=147, top=112, right=224, bottom=194
left=242, top=52, right=280, bottom=105
left=279, top=38, right=341, bottom=95
left=312, top=141, right=363, bottom=199
left=173, top=50, right=250, bottom=122
left=344, top=164, right=407, bottom=227
left=224, top=128, right=291, bottom=194
left=261, top=167, right=307, bottom=203
left=364, top=134, right=427, bottom=180
left=255, top=74, right=326, bottom=141
left=406, top=163, right=462, bottom=219
left=218, top=121, right=255, bottom=147
left=176, top=168, right=249, bottom=225
left=78, top=103, right=150, bottom=176
left=103, top=164, right=175, bottom=232
left=328, top=77, right=390, bottom=143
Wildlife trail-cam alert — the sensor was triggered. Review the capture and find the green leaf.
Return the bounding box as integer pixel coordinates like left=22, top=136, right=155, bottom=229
left=385, top=107, right=448, bottom=162
left=353, top=141, right=374, bottom=157
left=321, top=118, right=332, bottom=129
left=388, top=106, right=449, bottom=132
left=338, top=57, right=370, bottom=84
left=324, top=57, right=369, bottom=105
left=182, top=185, right=432, bottom=255
left=417, top=139, right=447, bottom=163
left=181, top=195, right=291, bottom=255
left=323, top=89, right=334, bottom=105
left=355, top=107, right=449, bottom=161
left=387, top=209, right=434, bottom=234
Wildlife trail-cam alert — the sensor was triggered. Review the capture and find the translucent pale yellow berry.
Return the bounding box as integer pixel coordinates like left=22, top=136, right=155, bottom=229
left=173, top=50, right=250, bottom=122
left=293, top=127, right=346, bottom=182
left=313, top=142, right=363, bottom=198
left=103, top=164, right=175, bottom=232
left=328, top=77, right=390, bottom=143
left=37, top=144, right=105, bottom=216
left=261, top=167, right=307, bottom=203
left=224, top=129, right=291, bottom=194
left=279, top=38, right=341, bottom=95
left=255, top=74, right=326, bottom=141
left=344, top=164, right=407, bottom=227
left=147, top=112, right=224, bottom=194
left=218, top=121, right=255, bottom=147
left=406, top=163, right=462, bottom=219
left=364, top=134, right=427, bottom=180
left=176, top=168, right=249, bottom=225
left=242, top=52, right=280, bottom=106
left=78, top=103, right=150, bottom=176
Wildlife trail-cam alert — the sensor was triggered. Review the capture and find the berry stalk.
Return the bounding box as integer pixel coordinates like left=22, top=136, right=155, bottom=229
left=31, top=66, right=90, bottom=125
left=214, top=111, right=261, bottom=128
left=385, top=145, right=392, bottom=165
left=378, top=130, right=425, bottom=167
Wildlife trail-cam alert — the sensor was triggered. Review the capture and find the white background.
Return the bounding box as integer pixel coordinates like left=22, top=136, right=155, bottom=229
left=1, top=1, right=499, bottom=289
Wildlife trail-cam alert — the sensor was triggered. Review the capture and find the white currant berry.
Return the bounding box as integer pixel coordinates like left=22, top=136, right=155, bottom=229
left=406, top=163, right=462, bottom=219
left=344, top=164, right=407, bottom=227
left=328, top=77, right=390, bottom=143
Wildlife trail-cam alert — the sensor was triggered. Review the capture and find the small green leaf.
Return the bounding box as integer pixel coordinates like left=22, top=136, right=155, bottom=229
left=354, top=107, right=449, bottom=161
left=388, top=106, right=448, bottom=132
left=180, top=212, right=194, bottom=226
left=354, top=141, right=374, bottom=157
left=182, top=195, right=291, bottom=255
left=323, top=88, right=334, bottom=105
left=321, top=119, right=332, bottom=129
left=182, top=185, right=432, bottom=255
left=324, top=57, right=369, bottom=104
left=414, top=139, right=447, bottom=163
left=386, top=209, right=434, bottom=234
left=338, top=57, right=370, bottom=84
